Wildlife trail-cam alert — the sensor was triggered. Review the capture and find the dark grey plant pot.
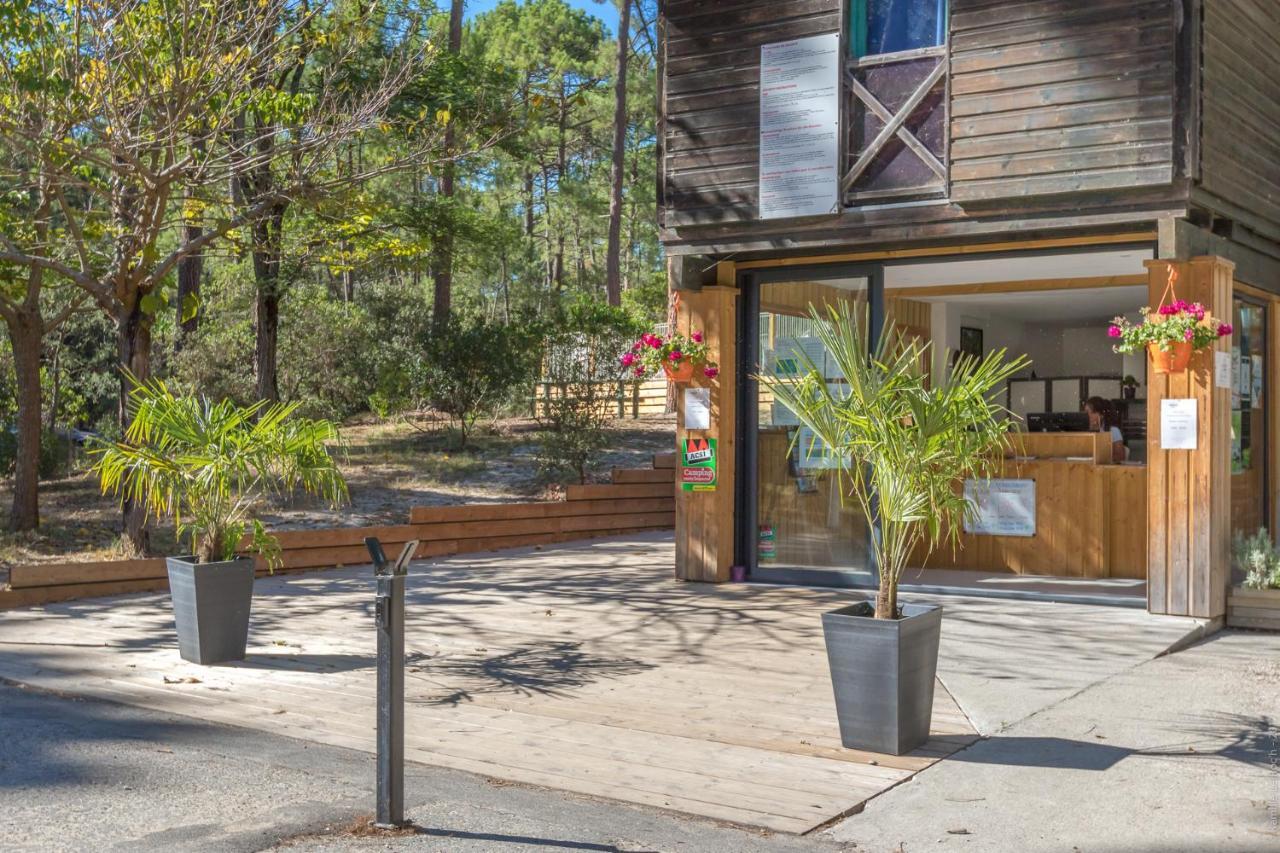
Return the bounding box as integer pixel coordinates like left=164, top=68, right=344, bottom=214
left=821, top=600, right=943, bottom=755
left=166, top=555, right=256, bottom=665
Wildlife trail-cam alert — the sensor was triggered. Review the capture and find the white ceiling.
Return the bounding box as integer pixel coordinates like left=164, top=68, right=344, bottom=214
left=919, top=285, right=1147, bottom=324
left=884, top=247, right=1152, bottom=288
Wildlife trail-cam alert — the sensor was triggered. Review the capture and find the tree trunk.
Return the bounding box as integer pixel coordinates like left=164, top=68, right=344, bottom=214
left=117, top=301, right=154, bottom=555
left=252, top=212, right=284, bottom=403
left=175, top=219, right=202, bottom=353
left=6, top=309, right=44, bottom=532
left=432, top=0, right=465, bottom=329
left=254, top=271, right=281, bottom=403
left=604, top=0, right=631, bottom=307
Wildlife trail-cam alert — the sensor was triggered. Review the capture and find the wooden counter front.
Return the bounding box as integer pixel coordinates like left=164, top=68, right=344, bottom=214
left=912, top=459, right=1147, bottom=579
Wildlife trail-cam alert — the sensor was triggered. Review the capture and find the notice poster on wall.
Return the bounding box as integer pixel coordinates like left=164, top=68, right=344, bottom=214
left=683, top=387, right=711, bottom=430
left=758, top=33, right=840, bottom=220
left=1160, top=398, right=1198, bottom=450
left=962, top=479, right=1036, bottom=537
left=681, top=437, right=717, bottom=492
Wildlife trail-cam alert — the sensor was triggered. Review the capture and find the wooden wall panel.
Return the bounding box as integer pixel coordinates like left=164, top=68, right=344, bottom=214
left=662, top=0, right=842, bottom=228
left=1145, top=257, right=1233, bottom=619
left=948, top=0, right=1177, bottom=203
left=1199, top=0, right=1280, bottom=241
left=674, top=285, right=739, bottom=582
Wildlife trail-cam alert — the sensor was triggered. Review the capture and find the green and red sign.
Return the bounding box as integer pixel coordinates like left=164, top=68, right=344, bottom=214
left=681, top=437, right=717, bottom=492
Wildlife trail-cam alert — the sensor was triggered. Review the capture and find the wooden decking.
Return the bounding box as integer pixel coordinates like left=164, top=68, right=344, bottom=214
left=0, top=533, right=976, bottom=833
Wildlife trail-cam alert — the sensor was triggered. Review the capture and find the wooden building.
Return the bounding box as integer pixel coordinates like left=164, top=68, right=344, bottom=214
left=659, top=0, right=1280, bottom=621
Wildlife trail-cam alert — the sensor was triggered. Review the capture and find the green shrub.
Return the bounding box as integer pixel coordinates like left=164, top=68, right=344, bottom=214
left=410, top=316, right=541, bottom=449
left=1234, top=529, right=1280, bottom=590
left=535, top=299, right=642, bottom=483
left=0, top=429, right=74, bottom=481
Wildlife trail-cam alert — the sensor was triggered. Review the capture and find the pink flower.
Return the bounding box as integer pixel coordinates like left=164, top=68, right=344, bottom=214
left=649, top=335, right=663, bottom=349
left=633, top=366, right=645, bottom=377
left=703, top=366, right=719, bottom=378
left=1218, top=323, right=1233, bottom=337
left=691, top=330, right=703, bottom=343
left=1107, top=325, right=1122, bottom=338
left=668, top=350, right=682, bottom=362
left=1184, top=328, right=1194, bottom=341
left=1159, top=304, right=1178, bottom=316
left=620, top=352, right=635, bottom=367
left=631, top=341, right=642, bottom=351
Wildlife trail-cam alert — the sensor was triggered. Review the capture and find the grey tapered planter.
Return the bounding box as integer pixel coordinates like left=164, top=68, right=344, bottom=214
left=166, top=556, right=256, bottom=665
left=821, top=600, right=942, bottom=755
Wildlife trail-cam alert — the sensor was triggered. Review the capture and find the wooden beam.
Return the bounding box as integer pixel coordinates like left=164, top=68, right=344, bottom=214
left=845, top=70, right=947, bottom=182
left=733, top=232, right=1159, bottom=270
left=1145, top=257, right=1233, bottom=619
left=885, top=274, right=1146, bottom=298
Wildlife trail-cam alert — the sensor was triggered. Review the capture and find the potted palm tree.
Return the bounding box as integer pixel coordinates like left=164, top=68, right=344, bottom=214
left=93, top=377, right=348, bottom=665
left=762, top=303, right=1026, bottom=754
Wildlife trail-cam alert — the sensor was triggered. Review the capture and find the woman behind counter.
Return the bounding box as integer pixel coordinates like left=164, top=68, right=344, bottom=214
left=1084, top=396, right=1126, bottom=463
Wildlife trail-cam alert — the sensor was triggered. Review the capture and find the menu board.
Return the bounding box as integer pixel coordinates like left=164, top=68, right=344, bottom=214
left=963, top=479, right=1036, bottom=537
left=758, top=33, right=840, bottom=220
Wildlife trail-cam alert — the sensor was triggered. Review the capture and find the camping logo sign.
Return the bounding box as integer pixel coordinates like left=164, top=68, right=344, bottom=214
left=681, top=437, right=717, bottom=492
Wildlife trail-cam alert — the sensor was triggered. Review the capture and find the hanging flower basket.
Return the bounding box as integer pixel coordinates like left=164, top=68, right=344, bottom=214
left=662, top=359, right=696, bottom=383
left=1108, top=268, right=1231, bottom=375
left=620, top=328, right=719, bottom=384
left=1148, top=341, right=1193, bottom=375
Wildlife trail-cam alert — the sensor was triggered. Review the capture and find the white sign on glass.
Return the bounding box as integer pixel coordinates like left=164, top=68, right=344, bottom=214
left=1215, top=350, right=1232, bottom=389
left=963, top=479, right=1036, bottom=537
left=1160, top=398, right=1198, bottom=450
left=683, top=387, right=711, bottom=430
left=758, top=33, right=840, bottom=220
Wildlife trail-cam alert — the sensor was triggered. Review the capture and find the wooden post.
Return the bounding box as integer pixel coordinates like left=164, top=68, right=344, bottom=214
left=674, top=284, right=737, bottom=582
left=1145, top=256, right=1232, bottom=619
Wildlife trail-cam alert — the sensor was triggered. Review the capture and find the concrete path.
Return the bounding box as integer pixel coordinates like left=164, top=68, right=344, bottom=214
left=826, top=629, right=1280, bottom=852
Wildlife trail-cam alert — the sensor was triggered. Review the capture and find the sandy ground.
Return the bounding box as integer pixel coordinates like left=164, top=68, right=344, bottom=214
left=0, top=413, right=675, bottom=568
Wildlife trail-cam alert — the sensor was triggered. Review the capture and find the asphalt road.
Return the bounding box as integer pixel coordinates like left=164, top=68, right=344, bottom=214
left=0, top=681, right=847, bottom=853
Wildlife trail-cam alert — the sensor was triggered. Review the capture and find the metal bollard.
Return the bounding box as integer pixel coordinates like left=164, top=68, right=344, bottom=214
left=366, top=536, right=418, bottom=829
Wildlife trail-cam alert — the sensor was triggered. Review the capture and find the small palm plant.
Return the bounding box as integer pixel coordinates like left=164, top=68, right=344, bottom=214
left=92, top=377, right=349, bottom=568
left=762, top=302, right=1028, bottom=620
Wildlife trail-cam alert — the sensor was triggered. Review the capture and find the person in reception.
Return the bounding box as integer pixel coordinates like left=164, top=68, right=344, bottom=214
left=1085, top=396, right=1126, bottom=463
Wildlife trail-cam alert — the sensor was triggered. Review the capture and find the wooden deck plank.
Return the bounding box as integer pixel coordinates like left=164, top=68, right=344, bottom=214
left=0, top=534, right=976, bottom=834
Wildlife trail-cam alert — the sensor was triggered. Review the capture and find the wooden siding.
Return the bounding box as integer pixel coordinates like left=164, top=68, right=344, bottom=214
left=949, top=0, right=1177, bottom=203
left=659, top=0, right=1187, bottom=256
left=662, top=0, right=842, bottom=228
left=1198, top=0, right=1280, bottom=240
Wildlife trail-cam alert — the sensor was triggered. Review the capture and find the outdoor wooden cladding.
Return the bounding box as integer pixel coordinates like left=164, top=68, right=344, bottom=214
left=674, top=285, right=737, bottom=583
left=659, top=0, right=1197, bottom=256
left=1145, top=258, right=1233, bottom=620
left=1, top=458, right=677, bottom=610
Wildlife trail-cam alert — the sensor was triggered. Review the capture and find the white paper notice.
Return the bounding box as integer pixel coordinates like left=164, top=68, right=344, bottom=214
left=1215, top=350, right=1232, bottom=389
left=1160, top=398, right=1198, bottom=450
left=963, top=479, right=1036, bottom=537
left=683, top=387, right=711, bottom=431
left=758, top=34, right=840, bottom=220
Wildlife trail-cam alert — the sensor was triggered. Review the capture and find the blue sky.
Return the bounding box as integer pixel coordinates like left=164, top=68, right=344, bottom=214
left=464, top=0, right=619, bottom=34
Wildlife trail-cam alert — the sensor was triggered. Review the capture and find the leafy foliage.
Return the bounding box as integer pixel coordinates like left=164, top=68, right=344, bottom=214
left=1234, top=528, right=1280, bottom=590
left=91, top=377, right=348, bottom=567
left=411, top=315, right=542, bottom=449
left=762, top=303, right=1028, bottom=619
left=536, top=298, right=642, bottom=483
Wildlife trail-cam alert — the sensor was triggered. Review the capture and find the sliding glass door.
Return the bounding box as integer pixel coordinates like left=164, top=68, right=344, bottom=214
left=741, top=267, right=882, bottom=582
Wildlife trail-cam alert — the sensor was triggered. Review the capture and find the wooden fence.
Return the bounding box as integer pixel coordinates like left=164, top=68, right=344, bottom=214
left=0, top=453, right=676, bottom=610
left=533, top=379, right=670, bottom=419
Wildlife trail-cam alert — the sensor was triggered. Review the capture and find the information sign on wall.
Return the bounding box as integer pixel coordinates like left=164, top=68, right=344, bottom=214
left=962, top=479, right=1036, bottom=537
left=758, top=33, right=840, bottom=220
left=681, top=437, right=717, bottom=492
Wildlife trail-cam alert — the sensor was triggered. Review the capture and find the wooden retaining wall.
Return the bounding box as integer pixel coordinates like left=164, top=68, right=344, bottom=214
left=0, top=454, right=676, bottom=610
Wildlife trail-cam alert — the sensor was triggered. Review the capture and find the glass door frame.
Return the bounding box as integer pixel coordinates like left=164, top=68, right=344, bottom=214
left=735, top=261, right=886, bottom=582
left=1232, top=289, right=1270, bottom=536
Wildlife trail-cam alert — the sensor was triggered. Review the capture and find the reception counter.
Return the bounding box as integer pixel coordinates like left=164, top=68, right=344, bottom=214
left=912, top=432, right=1147, bottom=579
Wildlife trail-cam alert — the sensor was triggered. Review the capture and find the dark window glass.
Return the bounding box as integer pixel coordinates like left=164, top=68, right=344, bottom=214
left=859, top=0, right=947, bottom=57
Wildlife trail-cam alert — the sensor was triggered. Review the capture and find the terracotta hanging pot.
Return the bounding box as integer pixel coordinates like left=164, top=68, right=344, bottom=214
left=662, top=359, right=696, bottom=383
left=1148, top=341, right=1193, bottom=374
